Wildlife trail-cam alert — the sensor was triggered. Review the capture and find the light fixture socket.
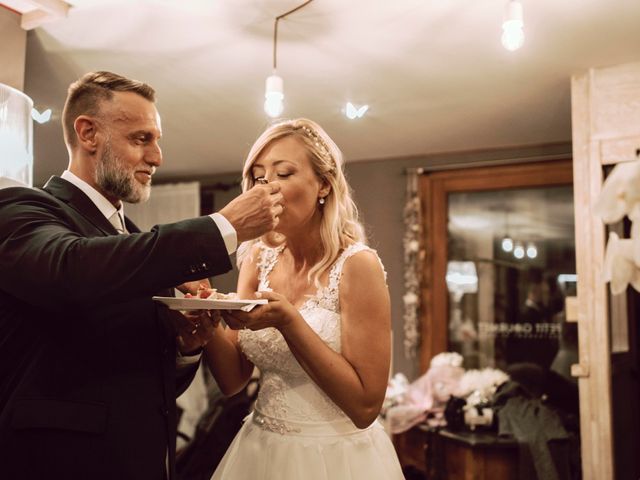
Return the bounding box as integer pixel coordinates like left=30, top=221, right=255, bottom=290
left=505, top=0, right=523, bottom=25
left=265, top=74, right=283, bottom=96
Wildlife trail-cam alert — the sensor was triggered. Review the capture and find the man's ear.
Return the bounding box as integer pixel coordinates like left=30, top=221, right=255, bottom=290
left=74, top=115, right=99, bottom=153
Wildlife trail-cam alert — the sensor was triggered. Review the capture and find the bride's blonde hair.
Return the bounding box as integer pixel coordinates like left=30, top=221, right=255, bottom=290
left=237, top=118, right=366, bottom=287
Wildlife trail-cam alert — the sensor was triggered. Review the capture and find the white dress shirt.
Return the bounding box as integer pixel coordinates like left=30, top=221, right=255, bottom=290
left=60, top=170, right=237, bottom=253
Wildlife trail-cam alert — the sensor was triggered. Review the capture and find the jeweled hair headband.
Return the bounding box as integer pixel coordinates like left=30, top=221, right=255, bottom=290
left=298, top=125, right=333, bottom=163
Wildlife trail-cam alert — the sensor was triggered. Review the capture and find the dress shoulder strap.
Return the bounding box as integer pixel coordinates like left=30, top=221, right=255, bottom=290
left=324, top=243, right=387, bottom=305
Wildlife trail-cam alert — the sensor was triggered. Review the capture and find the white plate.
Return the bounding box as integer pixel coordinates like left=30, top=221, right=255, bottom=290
left=152, top=296, right=268, bottom=312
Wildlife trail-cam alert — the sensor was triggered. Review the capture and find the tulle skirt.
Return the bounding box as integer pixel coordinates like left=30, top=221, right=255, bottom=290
left=211, top=411, right=404, bottom=479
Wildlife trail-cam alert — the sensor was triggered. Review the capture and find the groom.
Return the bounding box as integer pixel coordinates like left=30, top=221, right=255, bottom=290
left=0, top=71, right=282, bottom=480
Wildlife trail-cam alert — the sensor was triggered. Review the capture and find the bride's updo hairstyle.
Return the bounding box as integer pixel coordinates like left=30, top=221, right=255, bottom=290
left=237, top=118, right=366, bottom=287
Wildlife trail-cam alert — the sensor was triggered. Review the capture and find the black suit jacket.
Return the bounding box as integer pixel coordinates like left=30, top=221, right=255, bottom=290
left=0, top=176, right=232, bottom=480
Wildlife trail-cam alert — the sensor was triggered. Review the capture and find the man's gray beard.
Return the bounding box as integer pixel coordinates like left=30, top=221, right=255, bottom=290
left=95, top=143, right=150, bottom=204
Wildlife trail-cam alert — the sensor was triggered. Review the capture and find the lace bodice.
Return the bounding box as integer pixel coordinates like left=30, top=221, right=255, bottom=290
left=238, top=242, right=381, bottom=428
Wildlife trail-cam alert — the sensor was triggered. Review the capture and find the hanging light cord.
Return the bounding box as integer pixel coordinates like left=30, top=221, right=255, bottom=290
left=273, top=0, right=314, bottom=70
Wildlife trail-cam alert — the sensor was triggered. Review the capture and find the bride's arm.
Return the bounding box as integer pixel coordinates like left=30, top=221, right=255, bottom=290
left=250, top=251, right=391, bottom=428
left=201, top=249, right=259, bottom=396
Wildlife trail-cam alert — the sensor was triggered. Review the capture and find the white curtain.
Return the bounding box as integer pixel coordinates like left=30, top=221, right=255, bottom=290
left=0, top=83, right=33, bottom=187
left=125, top=181, right=200, bottom=231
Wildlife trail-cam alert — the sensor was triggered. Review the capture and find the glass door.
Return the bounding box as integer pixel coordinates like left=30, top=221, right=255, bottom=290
left=418, top=159, right=574, bottom=371
left=446, top=185, right=575, bottom=373
left=417, top=158, right=579, bottom=477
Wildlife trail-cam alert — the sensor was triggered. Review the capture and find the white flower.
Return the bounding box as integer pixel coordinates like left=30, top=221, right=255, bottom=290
left=595, top=160, right=640, bottom=224
left=632, top=220, right=640, bottom=266
left=466, top=389, right=485, bottom=407
left=455, top=368, right=509, bottom=399
left=430, top=352, right=464, bottom=368
left=385, top=372, right=410, bottom=402
left=603, top=232, right=640, bottom=295
left=408, top=240, right=420, bottom=252
left=403, top=292, right=418, bottom=306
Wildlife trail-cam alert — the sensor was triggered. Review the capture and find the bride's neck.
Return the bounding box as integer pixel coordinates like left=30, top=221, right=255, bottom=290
left=284, top=231, right=324, bottom=271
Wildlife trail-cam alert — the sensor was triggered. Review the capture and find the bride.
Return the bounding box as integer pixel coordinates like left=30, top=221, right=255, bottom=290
left=202, top=118, right=403, bottom=479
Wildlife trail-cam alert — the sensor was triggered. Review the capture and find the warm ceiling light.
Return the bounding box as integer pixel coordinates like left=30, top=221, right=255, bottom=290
left=264, top=75, right=284, bottom=118
left=501, top=236, right=514, bottom=252
left=513, top=242, right=525, bottom=259
left=501, top=0, right=524, bottom=51
left=264, top=1, right=314, bottom=118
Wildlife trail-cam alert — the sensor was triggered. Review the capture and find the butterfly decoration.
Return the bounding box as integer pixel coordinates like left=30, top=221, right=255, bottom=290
left=31, top=108, right=52, bottom=124
left=345, top=102, right=368, bottom=119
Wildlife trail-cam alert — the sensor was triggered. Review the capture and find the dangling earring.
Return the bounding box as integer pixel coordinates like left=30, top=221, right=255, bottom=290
left=318, top=197, right=326, bottom=205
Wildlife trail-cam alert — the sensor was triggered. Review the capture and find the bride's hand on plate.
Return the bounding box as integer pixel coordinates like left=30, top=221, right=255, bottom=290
left=221, top=291, right=298, bottom=332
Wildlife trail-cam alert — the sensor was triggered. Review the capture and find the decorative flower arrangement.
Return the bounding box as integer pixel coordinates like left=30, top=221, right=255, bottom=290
left=453, top=367, right=510, bottom=430
left=383, top=372, right=410, bottom=412
left=455, top=368, right=510, bottom=406
left=430, top=352, right=464, bottom=368
left=595, top=158, right=640, bottom=294
left=382, top=352, right=464, bottom=433
left=382, top=352, right=509, bottom=433
left=402, top=168, right=424, bottom=358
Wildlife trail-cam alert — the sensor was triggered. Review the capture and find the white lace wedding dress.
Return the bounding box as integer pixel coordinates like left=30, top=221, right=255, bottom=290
left=211, top=243, right=404, bottom=479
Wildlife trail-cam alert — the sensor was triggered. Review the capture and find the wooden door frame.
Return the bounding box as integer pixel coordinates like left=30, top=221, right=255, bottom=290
left=569, top=63, right=640, bottom=480
left=418, top=159, right=574, bottom=372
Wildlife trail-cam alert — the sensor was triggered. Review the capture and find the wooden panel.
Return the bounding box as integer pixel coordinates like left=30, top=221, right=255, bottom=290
left=419, top=174, right=441, bottom=373
left=392, top=428, right=427, bottom=474
left=443, top=442, right=475, bottom=480
left=591, top=62, right=640, bottom=140
left=443, top=439, right=518, bottom=480
left=565, top=296, right=578, bottom=322
left=599, top=135, right=640, bottom=165
left=394, top=427, right=519, bottom=480
left=571, top=69, right=614, bottom=480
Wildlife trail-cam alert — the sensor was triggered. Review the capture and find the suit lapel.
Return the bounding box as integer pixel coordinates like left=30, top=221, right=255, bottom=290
left=124, top=216, right=141, bottom=234
left=42, top=176, right=117, bottom=236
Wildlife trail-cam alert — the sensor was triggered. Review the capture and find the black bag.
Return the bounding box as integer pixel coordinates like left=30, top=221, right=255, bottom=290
left=443, top=396, right=467, bottom=431
left=176, top=379, right=259, bottom=480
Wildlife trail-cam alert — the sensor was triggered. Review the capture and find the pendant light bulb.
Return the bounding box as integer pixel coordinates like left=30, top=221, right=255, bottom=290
left=264, top=74, right=284, bottom=118
left=501, top=0, right=524, bottom=51
left=526, top=242, right=538, bottom=259
left=513, top=242, right=525, bottom=259
left=501, top=236, right=514, bottom=253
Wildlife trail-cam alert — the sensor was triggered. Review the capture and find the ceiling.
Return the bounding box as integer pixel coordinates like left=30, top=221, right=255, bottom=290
left=10, top=0, right=640, bottom=183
